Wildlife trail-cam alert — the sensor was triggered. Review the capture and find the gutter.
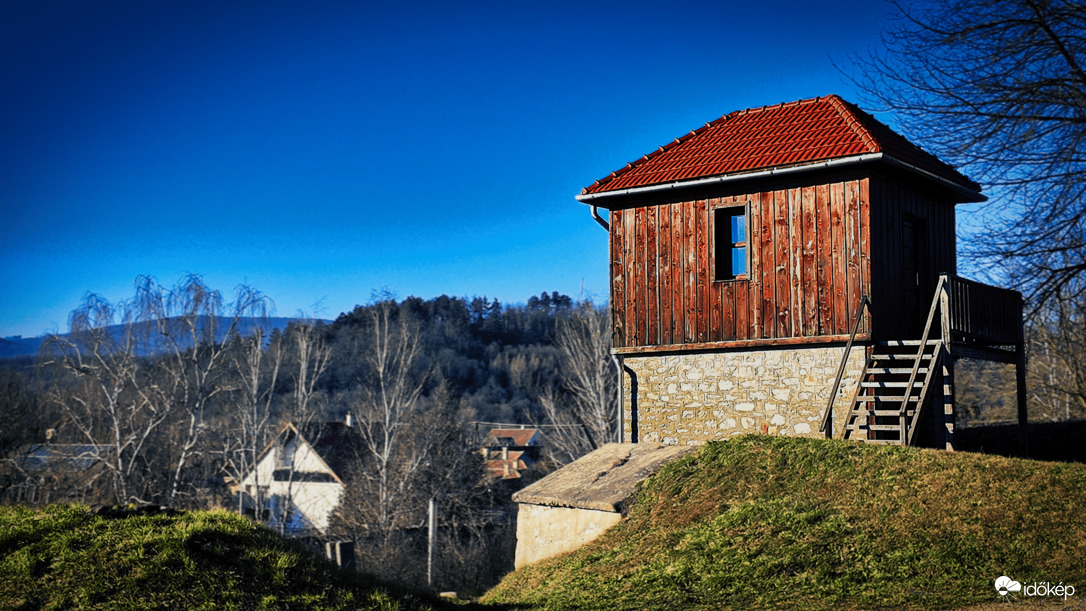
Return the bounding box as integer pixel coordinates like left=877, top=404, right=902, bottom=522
left=575, top=153, right=985, bottom=205
left=590, top=205, right=610, bottom=231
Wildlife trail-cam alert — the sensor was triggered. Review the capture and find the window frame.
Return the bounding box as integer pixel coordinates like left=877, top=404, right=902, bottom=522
left=712, top=204, right=749, bottom=282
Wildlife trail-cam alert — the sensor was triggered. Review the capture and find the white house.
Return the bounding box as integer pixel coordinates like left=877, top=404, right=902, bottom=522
left=236, top=418, right=357, bottom=536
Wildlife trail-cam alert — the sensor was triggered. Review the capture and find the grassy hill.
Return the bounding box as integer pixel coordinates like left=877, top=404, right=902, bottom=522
left=482, top=436, right=1086, bottom=610
left=0, top=504, right=452, bottom=610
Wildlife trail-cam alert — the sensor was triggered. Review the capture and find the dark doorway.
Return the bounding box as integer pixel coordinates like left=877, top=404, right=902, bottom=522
left=902, top=216, right=928, bottom=335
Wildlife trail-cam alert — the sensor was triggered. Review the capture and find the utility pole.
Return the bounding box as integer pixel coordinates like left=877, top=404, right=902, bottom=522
left=427, top=497, right=436, bottom=587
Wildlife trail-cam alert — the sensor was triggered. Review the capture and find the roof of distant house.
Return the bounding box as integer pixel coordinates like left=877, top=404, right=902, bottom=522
left=579, top=95, right=982, bottom=202
left=484, top=428, right=539, bottom=447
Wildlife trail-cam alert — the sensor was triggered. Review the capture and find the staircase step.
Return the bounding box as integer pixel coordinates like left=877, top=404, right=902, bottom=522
left=845, top=423, right=903, bottom=432
left=871, top=353, right=935, bottom=361
left=861, top=382, right=925, bottom=390
left=878, top=340, right=941, bottom=347
left=855, top=396, right=920, bottom=402
left=871, top=409, right=916, bottom=417
left=869, top=368, right=930, bottom=375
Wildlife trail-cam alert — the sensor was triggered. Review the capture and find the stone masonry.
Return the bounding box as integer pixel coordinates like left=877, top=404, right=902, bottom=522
left=622, top=345, right=865, bottom=445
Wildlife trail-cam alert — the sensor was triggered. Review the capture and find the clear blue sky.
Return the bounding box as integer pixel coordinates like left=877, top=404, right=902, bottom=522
left=1, top=0, right=892, bottom=338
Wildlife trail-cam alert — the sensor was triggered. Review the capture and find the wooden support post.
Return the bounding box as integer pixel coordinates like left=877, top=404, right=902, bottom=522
left=941, top=351, right=956, bottom=451
left=1016, top=341, right=1029, bottom=458
left=938, top=283, right=955, bottom=451
left=1015, top=294, right=1028, bottom=458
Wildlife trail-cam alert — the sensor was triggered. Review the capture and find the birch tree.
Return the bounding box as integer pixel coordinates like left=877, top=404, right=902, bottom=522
left=42, top=293, right=168, bottom=504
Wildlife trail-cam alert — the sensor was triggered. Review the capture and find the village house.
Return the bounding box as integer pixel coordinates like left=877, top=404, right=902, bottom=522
left=576, top=95, right=1025, bottom=450
left=480, top=427, right=540, bottom=480
left=235, top=416, right=358, bottom=536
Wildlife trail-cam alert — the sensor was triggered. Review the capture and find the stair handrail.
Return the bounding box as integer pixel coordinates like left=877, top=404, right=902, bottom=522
left=898, top=275, right=949, bottom=441
left=820, top=294, right=872, bottom=437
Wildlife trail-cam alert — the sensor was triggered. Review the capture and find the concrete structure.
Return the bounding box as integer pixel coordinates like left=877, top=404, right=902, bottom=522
left=512, top=443, right=693, bottom=568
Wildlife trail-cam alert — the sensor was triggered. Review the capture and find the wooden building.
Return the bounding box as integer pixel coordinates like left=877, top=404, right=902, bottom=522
left=578, top=95, right=1024, bottom=449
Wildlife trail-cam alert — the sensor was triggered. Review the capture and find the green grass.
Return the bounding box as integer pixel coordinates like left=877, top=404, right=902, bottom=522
left=482, top=436, right=1086, bottom=610
left=0, top=505, right=452, bottom=610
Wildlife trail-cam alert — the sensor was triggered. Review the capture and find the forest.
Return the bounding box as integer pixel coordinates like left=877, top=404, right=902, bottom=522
left=0, top=275, right=616, bottom=591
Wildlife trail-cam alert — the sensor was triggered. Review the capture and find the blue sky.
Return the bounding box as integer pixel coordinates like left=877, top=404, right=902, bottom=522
left=1, top=0, right=893, bottom=338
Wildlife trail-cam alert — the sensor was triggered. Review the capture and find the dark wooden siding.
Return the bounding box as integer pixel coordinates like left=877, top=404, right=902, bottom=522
left=868, top=175, right=957, bottom=340
left=610, top=177, right=874, bottom=351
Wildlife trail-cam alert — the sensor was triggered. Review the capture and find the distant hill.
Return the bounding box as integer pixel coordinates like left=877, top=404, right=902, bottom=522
left=0, top=316, right=327, bottom=360
left=483, top=436, right=1086, bottom=609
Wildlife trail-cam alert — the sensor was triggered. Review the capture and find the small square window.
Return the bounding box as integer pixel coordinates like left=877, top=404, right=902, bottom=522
left=715, top=206, right=747, bottom=281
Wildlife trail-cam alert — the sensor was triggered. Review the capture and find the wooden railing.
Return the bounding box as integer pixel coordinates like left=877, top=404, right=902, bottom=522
left=820, top=295, right=871, bottom=437
left=940, top=275, right=1023, bottom=347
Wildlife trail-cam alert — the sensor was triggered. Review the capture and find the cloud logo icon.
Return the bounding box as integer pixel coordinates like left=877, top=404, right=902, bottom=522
left=995, top=575, right=1022, bottom=596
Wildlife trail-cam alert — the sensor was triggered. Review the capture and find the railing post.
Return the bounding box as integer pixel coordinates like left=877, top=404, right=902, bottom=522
left=821, top=295, right=871, bottom=437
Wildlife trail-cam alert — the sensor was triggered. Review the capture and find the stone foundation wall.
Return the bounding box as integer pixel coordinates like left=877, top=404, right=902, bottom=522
left=622, top=345, right=864, bottom=445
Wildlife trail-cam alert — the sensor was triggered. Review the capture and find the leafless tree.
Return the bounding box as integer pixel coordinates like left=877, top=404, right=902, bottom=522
left=42, top=293, right=168, bottom=504
left=850, top=0, right=1086, bottom=306
left=539, top=301, right=618, bottom=465
left=217, top=326, right=283, bottom=515
left=1026, top=293, right=1086, bottom=421
left=355, top=296, right=431, bottom=542
left=133, top=275, right=272, bottom=506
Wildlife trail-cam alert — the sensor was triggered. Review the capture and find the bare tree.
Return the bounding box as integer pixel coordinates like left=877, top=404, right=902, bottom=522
left=539, top=301, right=618, bottom=465
left=217, top=326, right=283, bottom=516
left=1027, top=293, right=1086, bottom=421
left=850, top=0, right=1086, bottom=306
left=42, top=293, right=169, bottom=504
left=133, top=275, right=272, bottom=506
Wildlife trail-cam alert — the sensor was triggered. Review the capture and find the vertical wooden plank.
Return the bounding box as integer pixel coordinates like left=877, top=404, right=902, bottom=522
left=672, top=202, right=685, bottom=345
left=859, top=178, right=871, bottom=334
left=684, top=199, right=698, bottom=344
left=708, top=199, right=723, bottom=342
left=788, top=186, right=803, bottom=337
left=611, top=209, right=626, bottom=348
left=627, top=207, right=642, bottom=347
left=761, top=189, right=777, bottom=339
left=816, top=183, right=832, bottom=335
left=774, top=188, right=791, bottom=338
left=748, top=192, right=763, bottom=339
left=845, top=180, right=861, bottom=328
left=658, top=202, right=673, bottom=345
left=831, top=181, right=847, bottom=335
left=801, top=185, right=818, bottom=336
left=637, top=207, right=649, bottom=346
left=696, top=199, right=710, bottom=343
left=887, top=181, right=901, bottom=337
left=645, top=205, right=659, bottom=346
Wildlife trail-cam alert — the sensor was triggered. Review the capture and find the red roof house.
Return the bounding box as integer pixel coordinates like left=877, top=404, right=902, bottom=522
left=579, top=95, right=1024, bottom=450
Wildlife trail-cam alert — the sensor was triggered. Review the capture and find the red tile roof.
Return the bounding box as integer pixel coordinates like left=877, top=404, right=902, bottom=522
left=580, top=95, right=980, bottom=198
left=484, top=428, right=539, bottom=447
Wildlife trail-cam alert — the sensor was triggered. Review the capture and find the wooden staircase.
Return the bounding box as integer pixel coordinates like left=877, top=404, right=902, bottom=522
left=841, top=339, right=945, bottom=445
left=821, top=274, right=1024, bottom=451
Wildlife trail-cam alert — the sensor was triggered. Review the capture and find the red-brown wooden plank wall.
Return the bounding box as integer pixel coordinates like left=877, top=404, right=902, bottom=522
left=609, top=177, right=875, bottom=350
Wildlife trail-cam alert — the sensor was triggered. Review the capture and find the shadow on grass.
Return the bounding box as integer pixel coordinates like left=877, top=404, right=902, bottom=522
left=957, top=420, right=1086, bottom=463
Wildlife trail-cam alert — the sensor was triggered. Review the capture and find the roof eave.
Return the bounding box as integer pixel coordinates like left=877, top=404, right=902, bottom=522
left=576, top=153, right=985, bottom=206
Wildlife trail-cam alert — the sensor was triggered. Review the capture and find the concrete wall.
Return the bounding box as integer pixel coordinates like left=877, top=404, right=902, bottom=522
left=622, top=344, right=864, bottom=445
left=514, top=503, right=623, bottom=569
